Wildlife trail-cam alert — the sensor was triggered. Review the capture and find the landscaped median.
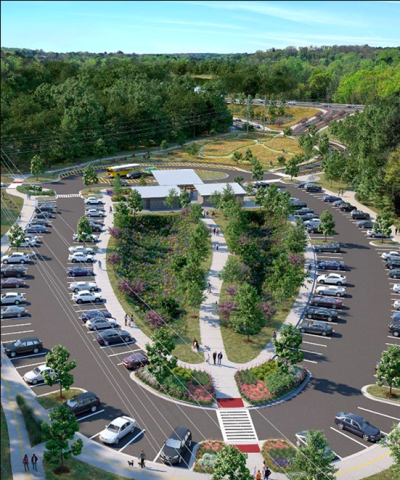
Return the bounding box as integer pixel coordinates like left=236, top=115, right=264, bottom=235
left=235, top=361, right=308, bottom=405
left=17, top=184, right=55, bottom=196
left=365, top=385, right=400, bottom=404
left=193, top=440, right=226, bottom=473
left=261, top=438, right=296, bottom=471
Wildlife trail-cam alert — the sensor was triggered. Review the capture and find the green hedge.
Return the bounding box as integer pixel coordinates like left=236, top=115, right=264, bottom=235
left=16, top=394, right=43, bottom=446
left=17, top=185, right=55, bottom=196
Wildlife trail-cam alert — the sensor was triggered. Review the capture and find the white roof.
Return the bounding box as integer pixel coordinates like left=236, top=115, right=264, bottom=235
left=152, top=169, right=204, bottom=186
left=130, top=185, right=180, bottom=199
left=196, top=183, right=246, bottom=196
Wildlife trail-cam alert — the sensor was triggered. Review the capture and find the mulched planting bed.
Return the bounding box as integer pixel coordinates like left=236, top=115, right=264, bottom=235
left=261, top=439, right=296, bottom=471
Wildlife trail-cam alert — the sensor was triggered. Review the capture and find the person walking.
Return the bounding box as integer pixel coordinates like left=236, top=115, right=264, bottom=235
left=206, top=353, right=210, bottom=363
left=124, top=315, right=128, bottom=327
left=212, top=351, right=217, bottom=365
left=129, top=315, right=135, bottom=328
left=264, top=466, right=271, bottom=479
left=272, top=331, right=277, bottom=340
left=216, top=245, right=219, bottom=251
left=139, top=450, right=146, bottom=468
left=23, top=454, right=29, bottom=472
left=98, top=259, right=102, bottom=269
left=218, top=352, right=223, bottom=365
left=109, top=205, right=113, bottom=213
left=255, top=470, right=262, bottom=480
left=207, top=282, right=212, bottom=293
left=31, top=453, right=38, bottom=472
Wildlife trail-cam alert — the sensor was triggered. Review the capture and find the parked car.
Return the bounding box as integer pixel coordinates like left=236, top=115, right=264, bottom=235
left=2, top=252, right=31, bottom=264
left=350, top=210, right=370, bottom=220
left=295, top=208, right=315, bottom=216
left=389, top=322, right=400, bottom=337
left=357, top=219, right=374, bottom=229
left=1, top=266, right=27, bottom=279
left=23, top=365, right=57, bottom=385
left=68, top=252, right=95, bottom=263
left=367, top=230, right=391, bottom=239
left=65, top=391, right=100, bottom=415
left=334, top=413, right=381, bottom=442
left=67, top=266, right=94, bottom=277
left=24, top=234, right=40, bottom=243
left=339, top=203, right=356, bottom=212
left=297, top=182, right=308, bottom=189
left=35, top=205, right=55, bottom=213
left=324, top=195, right=341, bottom=203
left=314, top=242, right=341, bottom=253
left=332, top=199, right=346, bottom=208
left=160, top=427, right=192, bottom=465
left=3, top=336, right=43, bottom=358
left=99, top=416, right=136, bottom=445
left=89, top=222, right=103, bottom=232
left=381, top=251, right=400, bottom=261
left=317, top=273, right=346, bottom=286
left=24, top=224, right=47, bottom=233
left=310, top=295, right=343, bottom=309
left=393, top=299, right=400, bottom=311
left=72, top=233, right=100, bottom=243
left=1, top=277, right=26, bottom=288
left=122, top=353, right=149, bottom=370
left=19, top=238, right=37, bottom=248
left=86, top=209, right=106, bottom=218
left=305, top=184, right=322, bottom=193
left=30, top=219, right=52, bottom=227
left=126, top=171, right=142, bottom=179
left=68, top=246, right=95, bottom=255
left=1, top=292, right=25, bottom=305
left=315, top=285, right=345, bottom=297
left=393, top=284, right=400, bottom=293
left=389, top=269, right=400, bottom=279
left=296, top=213, right=319, bottom=222
left=304, top=307, right=338, bottom=322
left=34, top=211, right=53, bottom=219
left=85, top=197, right=104, bottom=205
left=86, top=317, right=118, bottom=331
left=386, top=259, right=400, bottom=270
left=69, top=281, right=99, bottom=293
left=72, top=290, right=103, bottom=304
left=292, top=201, right=308, bottom=210
left=1, top=305, right=27, bottom=319
left=81, top=310, right=112, bottom=322
left=304, top=219, right=322, bottom=228
left=298, top=320, right=334, bottom=336
left=306, top=223, right=322, bottom=233
left=96, top=329, right=132, bottom=346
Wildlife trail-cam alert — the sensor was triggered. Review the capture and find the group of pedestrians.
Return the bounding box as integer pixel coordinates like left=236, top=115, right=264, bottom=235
left=212, top=227, right=220, bottom=236
left=208, top=351, right=223, bottom=365
left=22, top=453, right=38, bottom=472
left=124, top=313, right=135, bottom=328
left=253, top=461, right=271, bottom=479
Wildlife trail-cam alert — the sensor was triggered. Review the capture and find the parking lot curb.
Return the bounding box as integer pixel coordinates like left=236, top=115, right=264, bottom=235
left=361, top=385, right=400, bottom=408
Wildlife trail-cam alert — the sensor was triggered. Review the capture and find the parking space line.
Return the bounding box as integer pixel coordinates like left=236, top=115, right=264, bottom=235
left=386, top=343, right=398, bottom=346
left=357, top=407, right=400, bottom=422
left=302, top=333, right=331, bottom=340
left=90, top=432, right=101, bottom=440
left=302, top=359, right=318, bottom=364
left=302, top=341, right=328, bottom=347
left=77, top=409, right=105, bottom=422
left=107, top=348, right=141, bottom=357
left=387, top=336, right=400, bottom=341
left=118, top=429, right=146, bottom=452
left=1, top=323, right=31, bottom=328
left=15, top=361, right=44, bottom=370
left=330, top=427, right=368, bottom=448
left=1, top=330, right=34, bottom=336
left=299, top=348, right=323, bottom=356
left=10, top=352, right=45, bottom=360
left=153, top=445, right=164, bottom=463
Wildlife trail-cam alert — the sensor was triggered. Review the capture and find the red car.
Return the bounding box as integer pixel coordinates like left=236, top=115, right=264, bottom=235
left=309, top=295, right=343, bottom=309
left=1, top=277, right=26, bottom=288
left=122, top=353, right=149, bottom=370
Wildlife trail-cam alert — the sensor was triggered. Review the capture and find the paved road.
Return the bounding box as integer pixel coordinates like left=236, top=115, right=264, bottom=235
left=2, top=171, right=399, bottom=466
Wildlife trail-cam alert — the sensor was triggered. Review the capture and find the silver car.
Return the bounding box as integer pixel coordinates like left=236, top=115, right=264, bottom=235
left=86, top=317, right=118, bottom=331
left=315, top=285, right=345, bottom=297
left=2, top=252, right=31, bottom=264
left=1, top=305, right=26, bottom=319
left=1, top=292, right=26, bottom=305
left=69, top=281, right=99, bottom=293
left=23, top=365, right=57, bottom=385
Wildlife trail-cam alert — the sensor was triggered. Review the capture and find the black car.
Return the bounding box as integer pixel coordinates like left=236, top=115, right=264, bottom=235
left=35, top=205, right=55, bottom=213
left=389, top=269, right=400, bottom=279
left=306, top=224, right=322, bottom=233
left=160, top=427, right=192, bottom=465
left=317, top=260, right=346, bottom=271
left=292, top=201, right=308, bottom=210
left=389, top=322, right=400, bottom=337
left=1, top=265, right=28, bottom=278
left=386, top=259, right=400, bottom=270
left=89, top=222, right=103, bottom=232
left=81, top=309, right=112, bottom=322
left=126, top=171, right=142, bottom=179
left=31, top=219, right=52, bottom=227
left=297, top=213, right=319, bottom=222
left=96, top=329, right=132, bottom=346
left=3, top=336, right=43, bottom=358
left=298, top=320, right=334, bottom=336
left=305, top=184, right=322, bottom=193
left=314, top=242, right=341, bottom=253
left=65, top=391, right=100, bottom=415
left=323, top=195, right=341, bottom=203
left=351, top=210, right=370, bottom=220
left=339, top=203, right=356, bottom=213
left=357, top=219, right=374, bottom=229
left=67, top=266, right=94, bottom=277
left=334, top=413, right=381, bottom=442
left=34, top=211, right=53, bottom=219
left=122, top=353, right=150, bottom=370
left=295, top=208, right=315, bottom=216
left=297, top=182, right=308, bottom=189
left=305, top=307, right=338, bottom=322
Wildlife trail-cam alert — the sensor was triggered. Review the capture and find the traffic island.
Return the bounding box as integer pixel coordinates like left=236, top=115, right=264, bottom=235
left=261, top=439, right=296, bottom=472
left=362, top=385, right=400, bottom=406
left=193, top=440, right=226, bottom=474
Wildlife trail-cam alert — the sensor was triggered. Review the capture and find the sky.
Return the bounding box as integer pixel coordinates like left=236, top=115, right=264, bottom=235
left=1, top=1, right=400, bottom=54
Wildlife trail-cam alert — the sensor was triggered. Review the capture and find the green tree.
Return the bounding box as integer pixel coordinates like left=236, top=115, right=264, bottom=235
left=285, top=157, right=300, bottom=180
left=189, top=222, right=210, bottom=261
left=209, top=191, right=222, bottom=209
left=160, top=139, right=169, bottom=151
left=232, top=151, right=243, bottom=164
left=376, top=345, right=400, bottom=396
left=76, top=216, right=92, bottom=243
left=8, top=224, right=25, bottom=252
left=82, top=165, right=98, bottom=188
left=139, top=176, right=147, bottom=186
left=212, top=445, right=252, bottom=480
left=318, top=132, right=330, bottom=158
left=267, top=254, right=307, bottom=303
left=43, top=345, right=77, bottom=399
left=94, top=138, right=107, bottom=158
left=164, top=188, right=180, bottom=210
left=252, top=159, right=264, bottom=181
left=285, top=221, right=307, bottom=254
left=257, top=184, right=293, bottom=219
left=42, top=405, right=83, bottom=471
left=322, top=151, right=346, bottom=186
left=308, top=124, right=317, bottom=136
left=127, top=189, right=143, bottom=216
left=30, top=155, right=45, bottom=180
left=273, top=324, right=304, bottom=372
left=373, top=213, right=393, bottom=243
left=277, top=155, right=287, bottom=166
left=185, top=142, right=201, bottom=156
left=114, top=202, right=132, bottom=230
left=233, top=176, right=244, bottom=185
left=290, top=430, right=337, bottom=480
left=189, top=204, right=203, bottom=222
left=112, top=175, right=124, bottom=197
left=230, top=283, right=264, bottom=340
left=179, top=189, right=191, bottom=208
left=381, top=424, right=400, bottom=477
left=184, top=280, right=206, bottom=316
left=320, top=210, right=336, bottom=241
left=283, top=126, right=292, bottom=137
left=146, top=328, right=177, bottom=382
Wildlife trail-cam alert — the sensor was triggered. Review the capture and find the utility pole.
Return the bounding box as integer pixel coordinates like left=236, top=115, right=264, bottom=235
left=263, top=95, right=267, bottom=135
left=246, top=95, right=251, bottom=134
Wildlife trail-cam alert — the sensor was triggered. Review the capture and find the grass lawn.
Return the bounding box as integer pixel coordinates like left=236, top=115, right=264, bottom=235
left=1, top=191, right=24, bottom=236
left=23, top=173, right=58, bottom=183
left=1, top=405, right=12, bottom=480
left=36, top=388, right=83, bottom=410
left=236, top=143, right=292, bottom=167
left=371, top=240, right=400, bottom=246
left=202, top=138, right=256, bottom=156
left=364, top=468, right=398, bottom=480
left=16, top=394, right=43, bottom=446
left=43, top=457, right=133, bottom=480
left=195, top=170, right=228, bottom=180
left=367, top=385, right=400, bottom=403
left=80, top=187, right=105, bottom=196
left=315, top=173, right=352, bottom=194
left=265, top=136, right=303, bottom=154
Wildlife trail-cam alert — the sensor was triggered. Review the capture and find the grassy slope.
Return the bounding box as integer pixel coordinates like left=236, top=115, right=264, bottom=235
left=1, top=405, right=12, bottom=480
left=364, top=468, right=398, bottom=480
left=1, top=191, right=24, bottom=236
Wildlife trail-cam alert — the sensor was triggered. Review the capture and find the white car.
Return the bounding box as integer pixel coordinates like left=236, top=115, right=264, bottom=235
left=23, top=365, right=57, bottom=385
left=304, top=219, right=322, bottom=228
left=2, top=252, right=31, bottom=264
left=86, top=209, right=106, bottom=218
left=25, top=234, right=40, bottom=243
left=393, top=284, right=400, bottom=293
left=68, top=252, right=95, bottom=263
left=99, top=416, right=136, bottom=445
left=68, top=246, right=96, bottom=255
left=381, top=251, right=400, bottom=261
left=1, top=292, right=26, bottom=305
left=317, top=273, right=346, bottom=286
left=367, top=230, right=391, bottom=239
left=85, top=197, right=104, bottom=205
left=315, top=285, right=345, bottom=297
left=86, top=317, right=118, bottom=331
left=394, top=300, right=400, bottom=311
left=69, top=281, right=99, bottom=293
left=73, top=233, right=100, bottom=243
left=72, top=290, right=103, bottom=304
left=1, top=305, right=27, bottom=319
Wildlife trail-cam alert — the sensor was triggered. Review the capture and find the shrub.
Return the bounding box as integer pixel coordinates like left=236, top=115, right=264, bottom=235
left=16, top=394, right=43, bottom=446
left=198, top=453, right=217, bottom=468
left=237, top=369, right=257, bottom=385
left=251, top=361, right=277, bottom=380
left=17, top=185, right=55, bottom=196
left=262, top=439, right=296, bottom=471
left=265, top=369, right=295, bottom=393
left=194, top=440, right=226, bottom=473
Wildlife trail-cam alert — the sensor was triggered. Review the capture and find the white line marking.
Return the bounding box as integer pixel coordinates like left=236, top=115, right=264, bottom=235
left=90, top=432, right=101, bottom=440
left=300, top=348, right=323, bottom=356
left=330, top=427, right=368, bottom=448
left=77, top=409, right=105, bottom=422
left=1, top=323, right=31, bottom=328
left=386, top=343, right=398, bottom=346
left=15, top=361, right=45, bottom=370
left=358, top=407, right=400, bottom=421
left=387, top=336, right=400, bottom=341
left=303, top=333, right=332, bottom=340
left=107, top=348, right=141, bottom=357
left=302, top=340, right=328, bottom=347
left=1, top=329, right=34, bottom=336
left=153, top=445, right=164, bottom=463
left=9, top=352, right=45, bottom=360
left=118, top=429, right=146, bottom=452
left=302, top=359, right=318, bottom=364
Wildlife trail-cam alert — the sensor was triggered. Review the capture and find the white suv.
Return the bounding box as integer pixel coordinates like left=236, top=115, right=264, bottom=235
left=72, top=290, right=103, bottom=304
left=69, top=281, right=99, bottom=293
left=85, top=197, right=104, bottom=205
left=68, top=252, right=95, bottom=263
left=317, top=273, right=346, bottom=286
left=2, top=252, right=31, bottom=264
left=1, top=292, right=26, bottom=305
left=68, top=246, right=95, bottom=255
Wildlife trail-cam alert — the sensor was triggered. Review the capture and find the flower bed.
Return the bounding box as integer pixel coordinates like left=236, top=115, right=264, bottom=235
left=193, top=440, right=226, bottom=473
left=262, top=439, right=296, bottom=471
left=136, top=366, right=215, bottom=406
left=235, top=362, right=307, bottom=405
